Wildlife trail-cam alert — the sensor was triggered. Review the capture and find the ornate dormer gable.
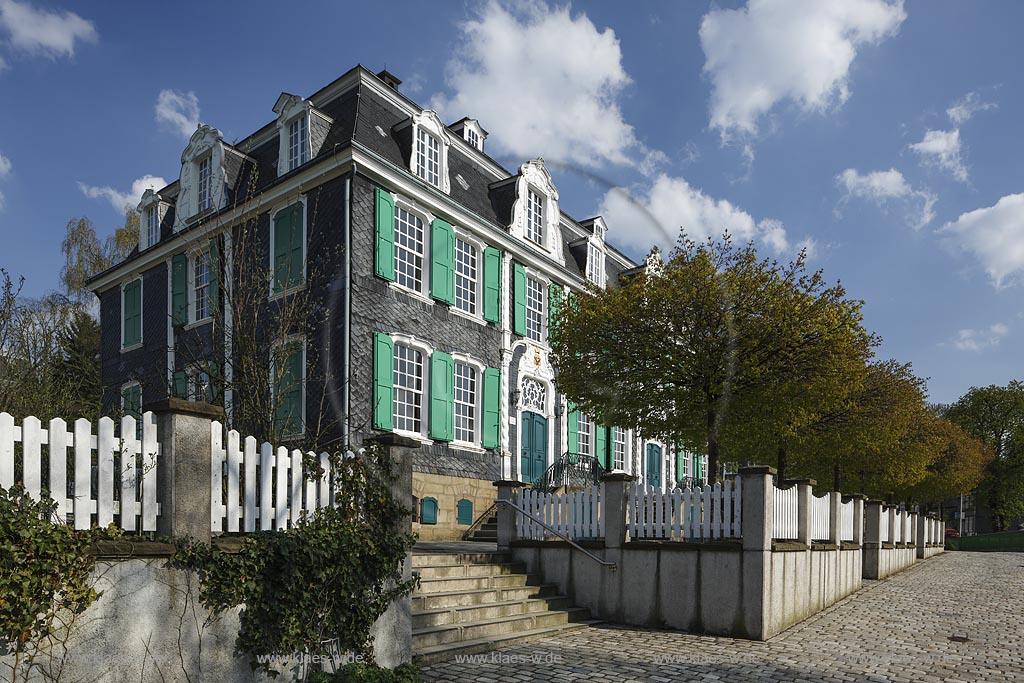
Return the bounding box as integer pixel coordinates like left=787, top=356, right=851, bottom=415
left=395, top=110, right=452, bottom=194
left=273, top=92, right=333, bottom=177
left=583, top=216, right=608, bottom=288
left=510, top=159, right=563, bottom=262
left=450, top=118, right=487, bottom=152
left=137, top=188, right=168, bottom=251
left=175, top=124, right=227, bottom=230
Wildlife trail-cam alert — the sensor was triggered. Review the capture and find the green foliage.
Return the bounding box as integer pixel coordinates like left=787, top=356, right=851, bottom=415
left=60, top=210, right=139, bottom=302
left=0, top=485, right=113, bottom=658
left=174, top=443, right=416, bottom=678
left=309, top=663, right=421, bottom=683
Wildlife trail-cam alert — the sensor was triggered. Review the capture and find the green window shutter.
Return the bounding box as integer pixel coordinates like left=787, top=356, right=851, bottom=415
left=429, top=351, right=454, bottom=441
left=567, top=403, right=579, bottom=455
left=548, top=283, right=563, bottom=331
left=171, top=254, right=188, bottom=325
left=595, top=425, right=608, bottom=469
left=207, top=363, right=221, bottom=404
left=430, top=218, right=455, bottom=304
left=173, top=371, right=187, bottom=399
left=208, top=238, right=220, bottom=315
left=123, top=279, right=142, bottom=346
left=513, top=262, right=526, bottom=336
left=420, top=498, right=438, bottom=525
left=122, top=385, right=141, bottom=419
left=273, top=205, right=302, bottom=293
left=276, top=346, right=303, bottom=436
left=373, top=333, right=394, bottom=430
left=481, top=367, right=500, bottom=449
left=482, top=247, right=502, bottom=323
left=457, top=499, right=473, bottom=526
left=374, top=187, right=396, bottom=281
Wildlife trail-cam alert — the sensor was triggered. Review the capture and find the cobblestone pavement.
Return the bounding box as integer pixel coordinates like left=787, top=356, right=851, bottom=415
left=421, top=552, right=1024, bottom=682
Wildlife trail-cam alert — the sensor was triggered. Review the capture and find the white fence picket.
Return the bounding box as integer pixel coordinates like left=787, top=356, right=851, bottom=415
left=840, top=499, right=855, bottom=542
left=772, top=485, right=798, bottom=540
left=22, top=416, right=41, bottom=501
left=243, top=436, right=257, bottom=532
left=119, top=415, right=138, bottom=532
left=226, top=430, right=241, bottom=532
left=49, top=418, right=68, bottom=522
left=140, top=412, right=158, bottom=531
left=96, top=417, right=115, bottom=528
left=811, top=494, right=831, bottom=542
left=0, top=413, right=13, bottom=489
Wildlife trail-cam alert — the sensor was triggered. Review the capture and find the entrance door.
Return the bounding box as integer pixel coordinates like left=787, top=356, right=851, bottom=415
left=520, top=411, right=548, bottom=483
left=646, top=443, right=662, bottom=490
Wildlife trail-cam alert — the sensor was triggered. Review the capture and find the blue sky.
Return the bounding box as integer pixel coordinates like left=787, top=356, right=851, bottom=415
left=0, top=0, right=1020, bottom=404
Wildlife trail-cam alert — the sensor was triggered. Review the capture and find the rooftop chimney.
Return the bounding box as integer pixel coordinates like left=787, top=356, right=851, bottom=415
left=376, top=69, right=402, bottom=90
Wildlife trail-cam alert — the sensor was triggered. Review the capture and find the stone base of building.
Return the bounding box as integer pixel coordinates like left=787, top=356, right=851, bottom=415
left=412, top=472, right=497, bottom=541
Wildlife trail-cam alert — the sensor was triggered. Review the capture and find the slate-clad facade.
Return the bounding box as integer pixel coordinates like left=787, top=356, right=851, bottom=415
left=89, top=65, right=708, bottom=540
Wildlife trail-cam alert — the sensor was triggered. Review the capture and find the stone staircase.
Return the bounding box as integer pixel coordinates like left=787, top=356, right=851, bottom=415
left=411, top=550, right=598, bottom=664
left=464, top=514, right=498, bottom=542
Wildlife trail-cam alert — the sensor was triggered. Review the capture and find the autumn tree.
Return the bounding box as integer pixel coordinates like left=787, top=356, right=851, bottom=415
left=904, top=408, right=992, bottom=504
left=550, top=235, right=874, bottom=484
left=60, top=209, right=139, bottom=303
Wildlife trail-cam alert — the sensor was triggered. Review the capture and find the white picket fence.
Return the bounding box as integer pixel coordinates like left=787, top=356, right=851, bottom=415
left=811, top=493, right=831, bottom=541
left=627, top=480, right=742, bottom=540
left=893, top=511, right=904, bottom=543
left=0, top=412, right=159, bottom=531
left=516, top=485, right=605, bottom=540
left=210, top=422, right=336, bottom=532
left=773, top=484, right=799, bottom=540
left=840, top=499, right=855, bottom=542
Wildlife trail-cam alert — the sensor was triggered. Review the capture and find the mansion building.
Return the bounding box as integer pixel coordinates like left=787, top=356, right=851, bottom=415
left=88, top=65, right=708, bottom=540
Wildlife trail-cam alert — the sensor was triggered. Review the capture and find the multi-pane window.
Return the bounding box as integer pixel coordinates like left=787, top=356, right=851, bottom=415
left=454, top=362, right=477, bottom=443
left=525, top=189, right=544, bottom=244
left=466, top=128, right=479, bottom=149
left=146, top=207, right=159, bottom=248
left=193, top=251, right=211, bottom=321
left=613, top=427, right=626, bottom=470
left=394, top=207, right=424, bottom=292
left=393, top=344, right=424, bottom=433
left=525, top=276, right=544, bottom=342
left=416, top=128, right=440, bottom=187
left=274, top=344, right=304, bottom=437
left=122, top=279, right=142, bottom=348
left=198, top=155, right=213, bottom=211
left=288, top=117, right=309, bottom=170
left=586, top=242, right=604, bottom=285
left=454, top=238, right=478, bottom=315
left=577, top=413, right=592, bottom=457
left=191, top=369, right=210, bottom=403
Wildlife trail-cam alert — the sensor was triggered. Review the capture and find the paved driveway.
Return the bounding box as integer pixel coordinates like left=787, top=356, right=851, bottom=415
left=421, top=552, right=1024, bottom=682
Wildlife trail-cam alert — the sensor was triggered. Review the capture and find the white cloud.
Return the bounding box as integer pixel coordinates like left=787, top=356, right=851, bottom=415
left=908, top=128, right=967, bottom=182
left=835, top=167, right=935, bottom=228
left=78, top=175, right=167, bottom=214
left=947, top=91, right=996, bottom=125
left=699, top=0, right=906, bottom=139
left=939, top=193, right=1024, bottom=288
left=0, top=0, right=96, bottom=59
left=0, top=152, right=10, bottom=177
left=951, top=323, right=1008, bottom=352
left=155, top=89, right=200, bottom=139
left=431, top=1, right=648, bottom=169
left=598, top=174, right=796, bottom=256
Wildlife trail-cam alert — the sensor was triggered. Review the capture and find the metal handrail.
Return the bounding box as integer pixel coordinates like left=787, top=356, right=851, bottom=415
left=461, top=501, right=498, bottom=541
left=495, top=498, right=617, bottom=571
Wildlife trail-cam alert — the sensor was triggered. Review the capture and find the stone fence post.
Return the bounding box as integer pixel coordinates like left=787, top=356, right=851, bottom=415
left=888, top=506, right=897, bottom=545
left=741, top=466, right=776, bottom=551
left=149, top=398, right=224, bottom=542
left=849, top=495, right=865, bottom=546
left=789, top=478, right=815, bottom=547
left=493, top=480, right=525, bottom=551
left=916, top=508, right=927, bottom=558
left=601, top=472, right=635, bottom=549
left=828, top=491, right=842, bottom=545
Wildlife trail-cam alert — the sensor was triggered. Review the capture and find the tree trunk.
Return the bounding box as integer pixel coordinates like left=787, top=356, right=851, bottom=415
left=707, top=410, right=720, bottom=485
left=776, top=445, right=788, bottom=482
left=833, top=460, right=841, bottom=492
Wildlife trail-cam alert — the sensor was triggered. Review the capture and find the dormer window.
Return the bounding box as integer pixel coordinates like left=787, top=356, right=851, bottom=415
left=198, top=155, right=213, bottom=212
left=145, top=206, right=159, bottom=247
left=586, top=242, right=604, bottom=285
left=137, top=188, right=167, bottom=250
left=466, top=128, right=479, bottom=149
left=416, top=128, right=441, bottom=187
left=288, top=116, right=309, bottom=170
left=526, top=189, right=544, bottom=244
left=451, top=118, right=487, bottom=153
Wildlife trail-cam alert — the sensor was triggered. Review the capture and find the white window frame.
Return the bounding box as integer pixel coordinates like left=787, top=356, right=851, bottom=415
left=120, top=276, right=144, bottom=352
left=525, top=188, right=544, bottom=245
left=524, top=273, right=546, bottom=343
left=198, top=154, right=213, bottom=212
left=453, top=230, right=484, bottom=320
left=391, top=198, right=431, bottom=301
left=267, top=196, right=308, bottom=299
left=586, top=240, right=605, bottom=287
left=391, top=337, right=431, bottom=440
left=465, top=128, right=479, bottom=149
left=145, top=206, right=159, bottom=249
left=612, top=427, right=627, bottom=471
left=452, top=355, right=485, bottom=450
left=187, top=366, right=211, bottom=403
left=415, top=127, right=441, bottom=188
left=188, top=248, right=213, bottom=325
left=120, top=380, right=142, bottom=416
left=270, top=336, right=306, bottom=439
left=287, top=115, right=310, bottom=171
left=577, top=413, right=593, bottom=457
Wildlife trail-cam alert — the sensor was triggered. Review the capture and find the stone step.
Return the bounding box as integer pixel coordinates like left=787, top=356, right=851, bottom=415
left=411, top=552, right=511, bottom=568
left=412, top=607, right=591, bottom=649
left=470, top=530, right=497, bottom=540
left=411, top=584, right=559, bottom=611
left=412, top=596, right=573, bottom=629
left=415, top=573, right=542, bottom=594
left=413, top=619, right=602, bottom=666
left=416, top=562, right=526, bottom=579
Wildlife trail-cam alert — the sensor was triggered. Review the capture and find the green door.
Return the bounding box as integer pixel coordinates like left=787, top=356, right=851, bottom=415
left=646, top=443, right=662, bottom=489
left=520, top=411, right=548, bottom=483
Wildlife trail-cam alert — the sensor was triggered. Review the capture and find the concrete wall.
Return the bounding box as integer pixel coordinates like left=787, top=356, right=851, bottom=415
left=864, top=544, right=921, bottom=579
left=511, top=540, right=863, bottom=641
left=1, top=557, right=409, bottom=683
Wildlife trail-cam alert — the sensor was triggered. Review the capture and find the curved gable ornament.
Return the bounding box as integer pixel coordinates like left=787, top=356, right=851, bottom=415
left=511, top=159, right=564, bottom=262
